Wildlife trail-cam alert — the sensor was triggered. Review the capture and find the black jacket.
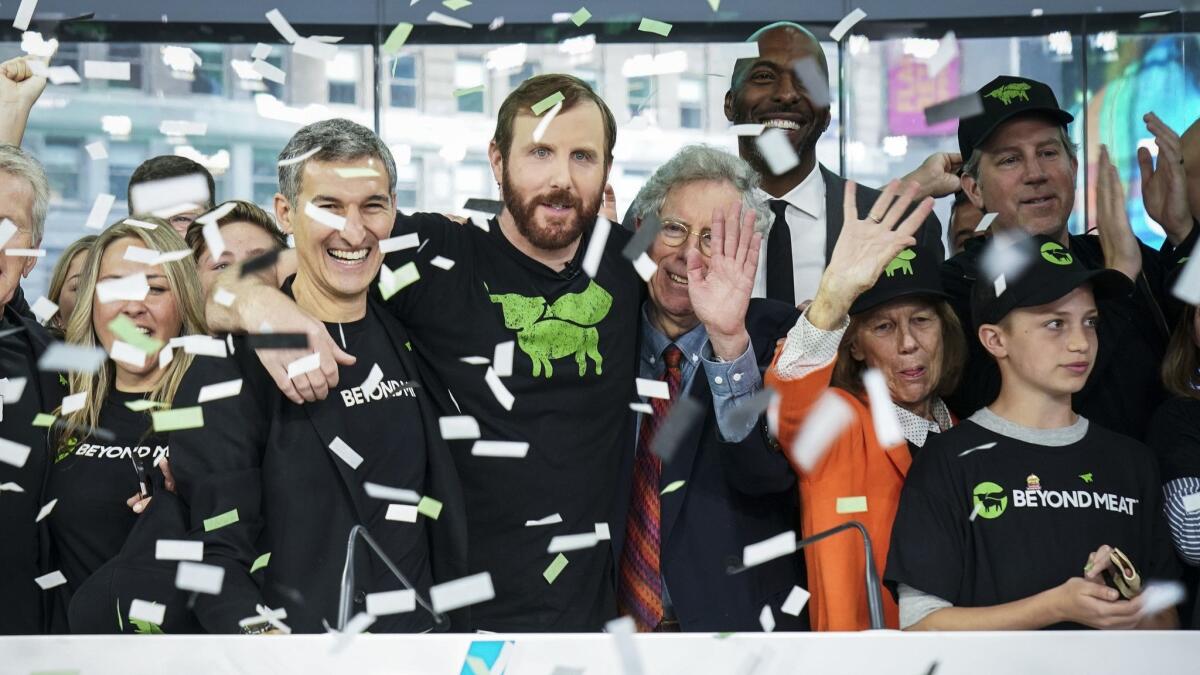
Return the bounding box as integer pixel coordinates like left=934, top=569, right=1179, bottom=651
left=816, top=166, right=945, bottom=266
left=168, top=291, right=469, bottom=633
left=942, top=226, right=1197, bottom=439
left=612, top=299, right=806, bottom=631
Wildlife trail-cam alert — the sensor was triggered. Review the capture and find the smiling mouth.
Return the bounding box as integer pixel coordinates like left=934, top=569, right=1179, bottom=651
left=328, top=248, right=369, bottom=264
left=1021, top=196, right=1055, bottom=206
left=666, top=271, right=688, bottom=286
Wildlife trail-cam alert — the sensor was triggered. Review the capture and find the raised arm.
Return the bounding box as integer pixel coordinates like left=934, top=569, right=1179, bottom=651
left=0, top=56, right=48, bottom=146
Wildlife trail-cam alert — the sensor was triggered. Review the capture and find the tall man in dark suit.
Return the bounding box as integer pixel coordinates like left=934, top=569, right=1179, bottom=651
left=725, top=22, right=950, bottom=306
left=615, top=145, right=804, bottom=632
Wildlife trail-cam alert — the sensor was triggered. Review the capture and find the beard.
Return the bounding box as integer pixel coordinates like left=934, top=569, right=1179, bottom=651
left=501, top=165, right=601, bottom=251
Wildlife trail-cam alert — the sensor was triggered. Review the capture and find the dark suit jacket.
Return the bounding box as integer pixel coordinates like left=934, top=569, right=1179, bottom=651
left=612, top=299, right=805, bottom=631
left=817, top=165, right=945, bottom=265
left=168, top=289, right=469, bottom=633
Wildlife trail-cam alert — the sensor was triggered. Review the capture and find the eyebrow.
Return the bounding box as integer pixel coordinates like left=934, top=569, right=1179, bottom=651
left=99, top=274, right=167, bottom=282
left=988, top=138, right=1065, bottom=156
left=311, top=194, right=391, bottom=204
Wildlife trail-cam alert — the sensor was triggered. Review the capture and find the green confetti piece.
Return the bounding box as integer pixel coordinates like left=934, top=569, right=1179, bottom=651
left=382, top=22, right=414, bottom=55
left=108, top=314, right=164, bottom=355
left=251, top=552, right=271, bottom=573
left=543, top=553, right=569, bottom=583
left=570, top=7, right=592, bottom=26
left=151, top=406, right=204, bottom=432
left=638, top=17, right=673, bottom=37
left=131, top=618, right=164, bottom=634
left=417, top=495, right=443, bottom=520
left=661, top=480, right=686, bottom=495
left=707, top=0, right=720, bottom=10
left=531, top=91, right=564, bottom=115
left=442, top=0, right=472, bottom=9
left=204, top=508, right=240, bottom=532
left=379, top=262, right=420, bottom=300
left=716, top=631, right=735, bottom=639
left=32, top=413, right=56, bottom=428
left=454, top=85, right=485, bottom=97
left=125, top=399, right=166, bottom=412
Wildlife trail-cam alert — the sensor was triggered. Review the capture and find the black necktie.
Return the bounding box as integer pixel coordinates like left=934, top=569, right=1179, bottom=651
left=765, top=199, right=795, bottom=305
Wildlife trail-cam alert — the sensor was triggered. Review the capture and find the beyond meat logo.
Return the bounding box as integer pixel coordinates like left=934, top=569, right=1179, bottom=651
left=489, top=280, right=612, bottom=378
left=73, top=443, right=169, bottom=461
left=972, top=481, right=1008, bottom=519
left=340, top=378, right=417, bottom=407
left=971, top=479, right=1139, bottom=520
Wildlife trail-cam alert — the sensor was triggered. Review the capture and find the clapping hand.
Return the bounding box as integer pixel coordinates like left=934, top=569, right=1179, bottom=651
left=1138, top=112, right=1192, bottom=245
left=1096, top=144, right=1141, bottom=282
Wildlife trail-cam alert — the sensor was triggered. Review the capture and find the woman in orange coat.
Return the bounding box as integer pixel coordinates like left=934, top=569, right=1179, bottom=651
left=765, top=179, right=966, bottom=631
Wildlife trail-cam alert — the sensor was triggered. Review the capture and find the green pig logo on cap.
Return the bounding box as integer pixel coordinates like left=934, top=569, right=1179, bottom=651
left=1040, top=241, right=1073, bottom=266
left=884, top=249, right=916, bottom=277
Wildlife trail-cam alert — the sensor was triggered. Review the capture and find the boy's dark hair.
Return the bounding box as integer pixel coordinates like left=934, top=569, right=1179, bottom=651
left=185, top=200, right=286, bottom=260
left=127, top=155, right=216, bottom=211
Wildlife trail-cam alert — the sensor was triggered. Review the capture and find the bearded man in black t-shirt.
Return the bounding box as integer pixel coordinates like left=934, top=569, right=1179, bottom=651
left=885, top=231, right=1181, bottom=630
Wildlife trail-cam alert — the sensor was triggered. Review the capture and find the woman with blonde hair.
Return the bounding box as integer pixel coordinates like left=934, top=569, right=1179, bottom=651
left=44, top=218, right=207, bottom=633
left=44, top=234, right=97, bottom=337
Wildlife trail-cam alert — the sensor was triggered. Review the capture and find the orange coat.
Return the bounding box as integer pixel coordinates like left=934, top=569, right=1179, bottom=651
left=766, top=352, right=912, bottom=632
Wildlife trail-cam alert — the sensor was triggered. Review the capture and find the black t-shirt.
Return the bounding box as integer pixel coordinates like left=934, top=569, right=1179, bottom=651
left=46, top=390, right=169, bottom=600
left=885, top=415, right=1180, bottom=629
left=323, top=305, right=433, bottom=633
left=384, top=213, right=640, bottom=631
left=0, top=309, right=57, bottom=634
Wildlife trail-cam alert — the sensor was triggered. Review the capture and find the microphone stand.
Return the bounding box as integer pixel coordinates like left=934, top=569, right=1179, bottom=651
left=336, top=524, right=447, bottom=631
left=726, top=520, right=886, bottom=630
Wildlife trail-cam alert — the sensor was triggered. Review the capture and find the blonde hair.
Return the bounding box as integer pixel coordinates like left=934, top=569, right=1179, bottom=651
left=45, top=235, right=97, bottom=331
left=55, top=219, right=208, bottom=448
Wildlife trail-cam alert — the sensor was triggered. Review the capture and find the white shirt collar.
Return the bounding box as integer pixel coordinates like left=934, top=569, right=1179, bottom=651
left=895, top=398, right=954, bottom=448
left=756, top=163, right=824, bottom=220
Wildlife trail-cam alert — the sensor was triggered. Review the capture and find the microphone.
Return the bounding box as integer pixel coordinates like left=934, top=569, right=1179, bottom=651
left=336, top=524, right=448, bottom=631
left=726, top=520, right=886, bottom=630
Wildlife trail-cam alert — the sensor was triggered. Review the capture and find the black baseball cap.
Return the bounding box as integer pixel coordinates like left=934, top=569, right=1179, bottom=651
left=849, top=244, right=948, bottom=316
left=970, top=234, right=1131, bottom=327
left=958, top=75, right=1075, bottom=160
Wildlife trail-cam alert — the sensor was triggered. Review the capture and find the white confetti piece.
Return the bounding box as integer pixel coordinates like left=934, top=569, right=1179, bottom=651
left=159, top=346, right=174, bottom=369
left=84, top=60, right=130, bottom=81
left=547, top=532, right=600, bottom=553
left=1173, top=250, right=1200, bottom=305
left=265, top=8, right=301, bottom=43
left=606, top=616, right=644, bottom=675
left=729, top=42, right=760, bottom=59
left=1182, top=492, right=1200, bottom=513
left=251, top=43, right=272, bottom=60
left=176, top=561, right=224, bottom=594
left=636, top=377, right=670, bottom=400
left=35, top=498, right=56, bottom=522
left=110, top=341, right=147, bottom=368
left=790, top=391, right=854, bottom=472
left=84, top=193, right=116, bottom=229
left=4, top=248, right=45, bottom=257
left=286, top=351, right=320, bottom=379
left=1139, top=580, right=1186, bottom=617
left=1, top=377, right=26, bottom=404
left=197, top=379, right=243, bottom=403
left=836, top=495, right=868, bottom=514
left=975, top=212, right=998, bottom=233
left=385, top=503, right=419, bottom=522
left=201, top=220, right=226, bottom=261
left=439, top=415, right=480, bottom=440
left=252, top=59, right=287, bottom=84
left=531, top=100, right=563, bottom=143
left=742, top=530, right=796, bottom=568
left=0, top=482, right=24, bottom=492
left=492, top=341, right=514, bottom=377
left=993, top=274, right=1007, bottom=297
left=730, top=124, right=765, bottom=137
left=0, top=219, right=15, bottom=248
left=862, top=369, right=904, bottom=447
left=39, top=343, right=107, bottom=374
left=582, top=216, right=611, bottom=278
left=471, top=440, right=529, bottom=458
left=427, top=11, right=473, bottom=28
left=1139, top=9, right=1177, bottom=18
left=131, top=174, right=210, bottom=216
left=293, top=36, right=337, bottom=61
left=924, top=93, right=984, bottom=127
left=30, top=296, right=58, bottom=325
left=632, top=252, right=657, bottom=281
left=12, top=0, right=38, bottom=31
left=924, top=31, right=958, bottom=78
left=213, top=288, right=236, bottom=307
left=366, top=589, right=415, bottom=616
left=781, top=585, right=810, bottom=616
left=171, top=335, right=227, bottom=358
left=957, top=441, right=997, bottom=457
left=430, top=255, right=455, bottom=270
left=430, top=572, right=495, bottom=613
left=969, top=501, right=983, bottom=522
left=629, top=402, right=653, bottom=415
left=360, top=363, right=383, bottom=398
left=128, top=599, right=166, bottom=626
left=61, top=391, right=87, bottom=414
left=759, top=604, right=775, bottom=632
left=159, top=120, right=208, bottom=137
left=485, top=366, right=515, bottom=411
left=123, top=246, right=160, bottom=265
left=35, top=570, right=67, bottom=590
left=364, top=482, right=420, bottom=503
left=525, top=513, right=563, bottom=527
left=277, top=145, right=320, bottom=167
left=328, top=436, right=363, bottom=470
left=85, top=141, right=107, bottom=160
left=48, top=65, right=80, bottom=85
left=379, top=233, right=420, bottom=253
left=829, top=7, right=867, bottom=41
left=460, top=356, right=490, bottom=365
left=755, top=128, right=800, bottom=175
left=792, top=57, right=830, bottom=108
left=379, top=262, right=420, bottom=299
left=124, top=218, right=160, bottom=230
left=155, top=539, right=204, bottom=561
left=595, top=522, right=611, bottom=540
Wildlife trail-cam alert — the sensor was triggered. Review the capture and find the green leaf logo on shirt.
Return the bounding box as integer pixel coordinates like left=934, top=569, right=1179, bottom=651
left=972, top=481, right=1008, bottom=519
left=489, top=280, right=613, bottom=378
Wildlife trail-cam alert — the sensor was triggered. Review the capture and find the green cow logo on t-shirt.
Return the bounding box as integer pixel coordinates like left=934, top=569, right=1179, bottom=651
left=972, top=481, right=1008, bottom=519
left=489, top=280, right=613, bottom=378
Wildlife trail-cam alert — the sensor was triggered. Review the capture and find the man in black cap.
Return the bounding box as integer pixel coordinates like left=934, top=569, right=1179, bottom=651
left=942, top=74, right=1196, bottom=438
left=886, top=233, right=1181, bottom=630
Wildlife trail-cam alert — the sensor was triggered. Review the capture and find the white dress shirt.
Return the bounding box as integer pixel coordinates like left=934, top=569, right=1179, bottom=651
left=752, top=164, right=827, bottom=305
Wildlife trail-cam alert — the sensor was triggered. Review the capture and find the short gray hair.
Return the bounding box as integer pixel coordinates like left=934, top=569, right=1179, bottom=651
left=963, top=125, right=1078, bottom=181
left=0, top=144, right=49, bottom=245
left=277, top=118, right=397, bottom=206
left=630, top=145, right=771, bottom=231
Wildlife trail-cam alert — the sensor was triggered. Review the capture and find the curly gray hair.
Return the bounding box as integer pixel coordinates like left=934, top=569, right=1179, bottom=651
left=628, top=145, right=770, bottom=232
left=0, top=144, right=49, bottom=245
left=277, top=118, right=397, bottom=206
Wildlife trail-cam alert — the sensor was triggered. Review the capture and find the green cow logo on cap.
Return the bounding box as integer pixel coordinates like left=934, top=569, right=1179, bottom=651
left=1040, top=241, right=1073, bottom=265
left=884, top=249, right=916, bottom=277
left=972, top=481, right=1008, bottom=519
left=985, top=82, right=1032, bottom=105
left=489, top=280, right=612, bottom=378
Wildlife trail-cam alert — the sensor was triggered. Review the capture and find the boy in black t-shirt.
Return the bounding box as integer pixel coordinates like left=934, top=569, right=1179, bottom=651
left=885, top=232, right=1181, bottom=630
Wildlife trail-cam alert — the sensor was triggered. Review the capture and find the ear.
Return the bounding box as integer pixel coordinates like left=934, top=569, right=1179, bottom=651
left=488, top=139, right=504, bottom=186
left=818, top=106, right=832, bottom=134
left=961, top=172, right=985, bottom=211
left=847, top=334, right=866, bottom=362
left=274, top=193, right=295, bottom=236
left=978, top=323, right=1008, bottom=360
left=20, top=253, right=36, bottom=278
left=723, top=89, right=736, bottom=123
